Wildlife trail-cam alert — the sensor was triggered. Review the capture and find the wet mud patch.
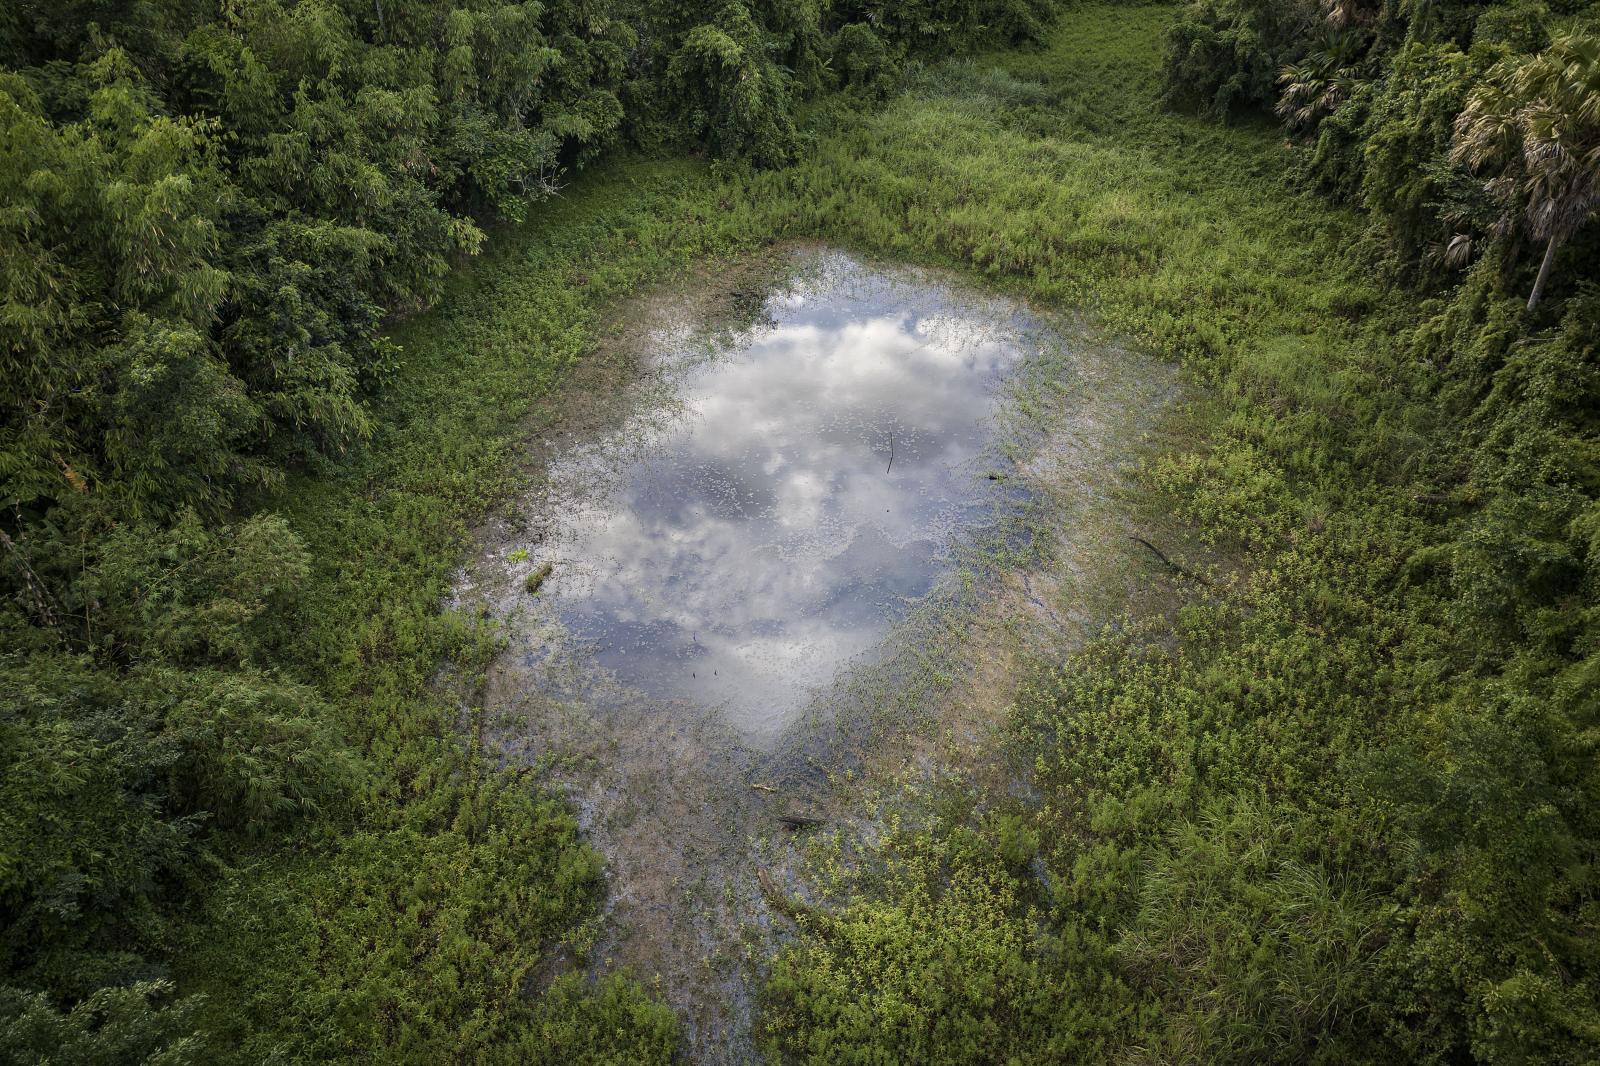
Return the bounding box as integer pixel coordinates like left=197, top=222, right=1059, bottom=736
left=452, top=245, right=1182, bottom=1061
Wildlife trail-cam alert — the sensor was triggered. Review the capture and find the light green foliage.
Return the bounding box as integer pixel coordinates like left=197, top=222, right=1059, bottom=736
left=186, top=787, right=609, bottom=1061
left=762, top=819, right=1093, bottom=1064
left=751, top=4, right=1599, bottom=1062
left=1116, top=801, right=1387, bottom=1061
left=510, top=973, right=678, bottom=1065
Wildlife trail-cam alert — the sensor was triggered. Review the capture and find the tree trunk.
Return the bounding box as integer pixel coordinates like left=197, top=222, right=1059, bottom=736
left=1527, top=233, right=1559, bottom=312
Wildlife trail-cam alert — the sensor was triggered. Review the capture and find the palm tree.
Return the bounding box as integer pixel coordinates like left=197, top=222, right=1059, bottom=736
left=1451, top=33, right=1600, bottom=312
left=1277, top=28, right=1365, bottom=130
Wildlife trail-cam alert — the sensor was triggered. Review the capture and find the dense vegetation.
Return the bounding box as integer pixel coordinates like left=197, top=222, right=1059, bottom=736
left=0, top=1, right=1051, bottom=1061
left=757, top=3, right=1600, bottom=1063
left=3, top=0, right=1597, bottom=1062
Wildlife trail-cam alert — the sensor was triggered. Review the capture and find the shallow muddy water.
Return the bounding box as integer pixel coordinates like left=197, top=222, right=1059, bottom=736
left=454, top=246, right=1182, bottom=1062
left=519, top=256, right=1031, bottom=742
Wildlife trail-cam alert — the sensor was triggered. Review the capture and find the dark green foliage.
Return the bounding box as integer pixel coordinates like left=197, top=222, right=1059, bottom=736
left=1161, top=0, right=1321, bottom=117
left=0, top=61, right=256, bottom=519
left=667, top=4, right=800, bottom=167
left=1, top=0, right=1038, bottom=1058
left=833, top=23, right=899, bottom=96
left=1351, top=43, right=1480, bottom=263
left=0, top=980, right=204, bottom=1065
left=1, top=507, right=347, bottom=1005
left=867, top=0, right=1058, bottom=51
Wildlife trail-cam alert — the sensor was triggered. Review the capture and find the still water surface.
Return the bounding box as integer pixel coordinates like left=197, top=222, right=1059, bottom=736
left=526, top=252, right=1035, bottom=741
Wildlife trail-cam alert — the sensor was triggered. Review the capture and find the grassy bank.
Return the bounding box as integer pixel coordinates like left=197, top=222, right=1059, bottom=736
left=171, top=164, right=776, bottom=1061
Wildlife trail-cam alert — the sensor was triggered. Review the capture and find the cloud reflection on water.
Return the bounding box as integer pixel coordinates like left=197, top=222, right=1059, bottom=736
left=536, top=254, right=1030, bottom=741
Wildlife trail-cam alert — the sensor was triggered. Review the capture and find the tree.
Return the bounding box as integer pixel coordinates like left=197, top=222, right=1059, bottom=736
left=1276, top=27, right=1365, bottom=130
left=1452, top=33, right=1600, bottom=312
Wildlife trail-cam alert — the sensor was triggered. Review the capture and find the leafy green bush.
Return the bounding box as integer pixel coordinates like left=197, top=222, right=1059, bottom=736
left=510, top=973, right=679, bottom=1066
left=834, top=23, right=900, bottom=96
left=1349, top=43, right=1481, bottom=264
left=0, top=980, right=205, bottom=1065
left=1161, top=0, right=1320, bottom=117
left=667, top=4, right=799, bottom=167
left=762, top=833, right=1081, bottom=1065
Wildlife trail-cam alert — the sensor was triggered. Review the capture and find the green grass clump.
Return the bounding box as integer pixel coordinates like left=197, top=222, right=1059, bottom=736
left=173, top=165, right=743, bottom=1064
left=526, top=562, right=555, bottom=596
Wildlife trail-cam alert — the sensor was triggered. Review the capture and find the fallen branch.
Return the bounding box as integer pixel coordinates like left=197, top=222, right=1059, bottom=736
left=776, top=813, right=824, bottom=830
left=0, top=529, right=59, bottom=628
left=1129, top=535, right=1211, bottom=586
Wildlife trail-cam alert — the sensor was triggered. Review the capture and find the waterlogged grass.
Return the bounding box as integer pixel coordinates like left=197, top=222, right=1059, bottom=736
left=746, top=8, right=1488, bottom=1066
left=758, top=6, right=1380, bottom=374
left=181, top=4, right=1514, bottom=1062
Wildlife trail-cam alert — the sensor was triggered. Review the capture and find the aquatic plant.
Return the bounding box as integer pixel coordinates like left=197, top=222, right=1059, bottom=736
left=525, top=562, right=554, bottom=595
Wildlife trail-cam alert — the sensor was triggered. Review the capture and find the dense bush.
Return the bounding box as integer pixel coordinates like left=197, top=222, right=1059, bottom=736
left=763, top=828, right=1078, bottom=1064
left=1161, top=0, right=1321, bottom=116
left=667, top=3, right=800, bottom=167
